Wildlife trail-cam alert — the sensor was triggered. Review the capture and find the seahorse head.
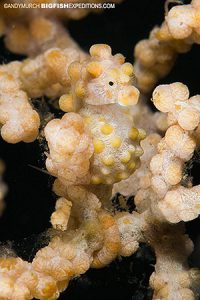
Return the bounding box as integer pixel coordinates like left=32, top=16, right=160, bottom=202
left=59, top=44, right=140, bottom=112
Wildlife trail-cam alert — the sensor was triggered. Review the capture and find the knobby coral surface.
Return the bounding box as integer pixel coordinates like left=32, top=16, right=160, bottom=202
left=134, top=0, right=200, bottom=93
left=0, top=1, right=200, bottom=300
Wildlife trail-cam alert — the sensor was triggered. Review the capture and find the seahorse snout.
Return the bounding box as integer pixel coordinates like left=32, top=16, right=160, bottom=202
left=118, top=85, right=139, bottom=106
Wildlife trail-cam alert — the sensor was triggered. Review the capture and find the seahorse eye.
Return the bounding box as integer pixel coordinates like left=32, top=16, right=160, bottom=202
left=109, top=81, right=114, bottom=86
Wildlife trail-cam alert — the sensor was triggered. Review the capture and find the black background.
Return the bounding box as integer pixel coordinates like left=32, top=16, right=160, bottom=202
left=0, top=0, right=200, bottom=299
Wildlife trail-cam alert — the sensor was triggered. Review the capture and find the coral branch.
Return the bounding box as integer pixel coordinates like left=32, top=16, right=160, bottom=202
left=134, top=0, right=200, bottom=93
